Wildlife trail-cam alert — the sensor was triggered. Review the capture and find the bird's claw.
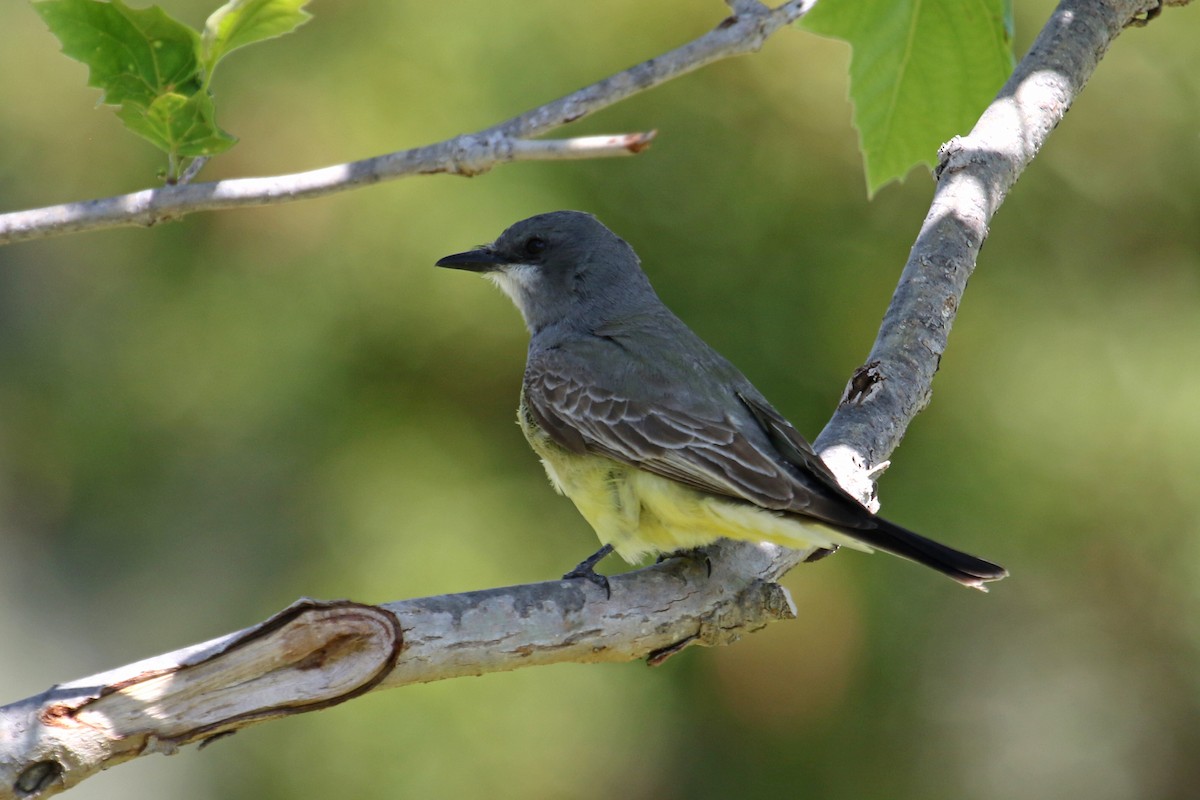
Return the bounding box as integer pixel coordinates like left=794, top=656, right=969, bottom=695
left=563, top=543, right=614, bottom=598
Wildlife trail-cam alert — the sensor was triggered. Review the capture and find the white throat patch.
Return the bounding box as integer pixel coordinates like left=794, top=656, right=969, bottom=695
left=487, top=262, right=538, bottom=310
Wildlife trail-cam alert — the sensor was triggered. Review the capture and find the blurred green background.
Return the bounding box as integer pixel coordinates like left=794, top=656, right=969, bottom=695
left=2, top=1, right=1199, bottom=798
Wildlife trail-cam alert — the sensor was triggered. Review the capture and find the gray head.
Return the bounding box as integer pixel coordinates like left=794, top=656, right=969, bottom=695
left=435, top=211, right=658, bottom=334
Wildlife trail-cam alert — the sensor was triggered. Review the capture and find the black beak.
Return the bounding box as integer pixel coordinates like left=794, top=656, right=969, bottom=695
left=435, top=248, right=507, bottom=273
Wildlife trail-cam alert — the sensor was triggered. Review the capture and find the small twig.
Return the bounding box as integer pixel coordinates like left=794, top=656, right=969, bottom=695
left=508, top=131, right=657, bottom=160
left=0, top=133, right=656, bottom=244
left=176, top=156, right=210, bottom=185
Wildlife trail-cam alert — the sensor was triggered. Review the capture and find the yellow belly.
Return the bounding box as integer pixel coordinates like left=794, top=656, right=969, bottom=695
left=520, top=406, right=869, bottom=563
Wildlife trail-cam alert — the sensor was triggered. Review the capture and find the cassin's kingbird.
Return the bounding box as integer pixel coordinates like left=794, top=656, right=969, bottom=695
left=436, top=211, right=1006, bottom=591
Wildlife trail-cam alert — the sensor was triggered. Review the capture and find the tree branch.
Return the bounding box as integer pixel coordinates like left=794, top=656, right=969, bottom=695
left=1, top=551, right=792, bottom=800
left=800, top=0, right=1177, bottom=544
left=0, top=0, right=812, bottom=246
left=0, top=0, right=1183, bottom=797
left=812, top=0, right=1167, bottom=476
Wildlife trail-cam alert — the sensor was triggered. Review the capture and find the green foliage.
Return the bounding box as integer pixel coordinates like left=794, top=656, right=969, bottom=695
left=801, top=0, right=1014, bottom=194
left=32, top=0, right=312, bottom=181
left=201, top=0, right=312, bottom=75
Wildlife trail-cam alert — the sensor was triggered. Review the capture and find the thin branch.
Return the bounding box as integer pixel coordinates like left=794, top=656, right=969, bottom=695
left=508, top=132, right=658, bottom=160
left=0, top=133, right=658, bottom=244
left=0, top=0, right=1185, bottom=796
left=0, top=1, right=811, bottom=246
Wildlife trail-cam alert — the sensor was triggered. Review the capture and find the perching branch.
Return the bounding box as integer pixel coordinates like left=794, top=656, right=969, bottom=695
left=0, top=0, right=1185, bottom=797
left=0, top=0, right=812, bottom=246
left=0, top=550, right=793, bottom=800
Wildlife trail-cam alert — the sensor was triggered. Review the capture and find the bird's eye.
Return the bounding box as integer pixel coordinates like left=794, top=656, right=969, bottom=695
left=524, top=236, right=547, bottom=256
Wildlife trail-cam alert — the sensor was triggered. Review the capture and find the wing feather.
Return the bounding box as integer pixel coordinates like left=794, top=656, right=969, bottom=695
left=524, top=364, right=800, bottom=510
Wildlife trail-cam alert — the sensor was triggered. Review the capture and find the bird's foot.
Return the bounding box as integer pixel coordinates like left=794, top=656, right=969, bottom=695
left=563, top=543, right=614, bottom=598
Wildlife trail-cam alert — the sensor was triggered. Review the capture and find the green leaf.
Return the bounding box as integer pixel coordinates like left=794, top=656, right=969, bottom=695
left=202, top=0, right=312, bottom=75
left=33, top=0, right=244, bottom=175
left=801, top=0, right=1014, bottom=195
left=116, top=91, right=237, bottom=158
left=34, top=0, right=314, bottom=175
left=33, top=0, right=202, bottom=109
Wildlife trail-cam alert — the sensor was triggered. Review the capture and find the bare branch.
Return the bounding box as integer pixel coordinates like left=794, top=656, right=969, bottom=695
left=0, top=132, right=656, bottom=245
left=0, top=1, right=812, bottom=246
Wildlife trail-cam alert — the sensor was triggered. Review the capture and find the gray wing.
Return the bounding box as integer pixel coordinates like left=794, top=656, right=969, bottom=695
left=523, top=356, right=871, bottom=527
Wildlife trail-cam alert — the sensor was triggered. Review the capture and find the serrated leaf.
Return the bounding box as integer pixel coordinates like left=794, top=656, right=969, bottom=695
left=33, top=0, right=202, bottom=109
left=116, top=91, right=237, bottom=157
left=801, top=0, right=1014, bottom=194
left=202, top=0, right=312, bottom=74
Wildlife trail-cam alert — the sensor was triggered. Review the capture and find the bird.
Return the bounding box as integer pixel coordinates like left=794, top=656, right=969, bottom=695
left=435, top=211, right=1007, bottom=593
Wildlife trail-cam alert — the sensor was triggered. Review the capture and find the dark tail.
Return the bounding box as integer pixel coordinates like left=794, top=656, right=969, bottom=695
left=848, top=516, right=1008, bottom=591
left=736, top=392, right=1007, bottom=589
